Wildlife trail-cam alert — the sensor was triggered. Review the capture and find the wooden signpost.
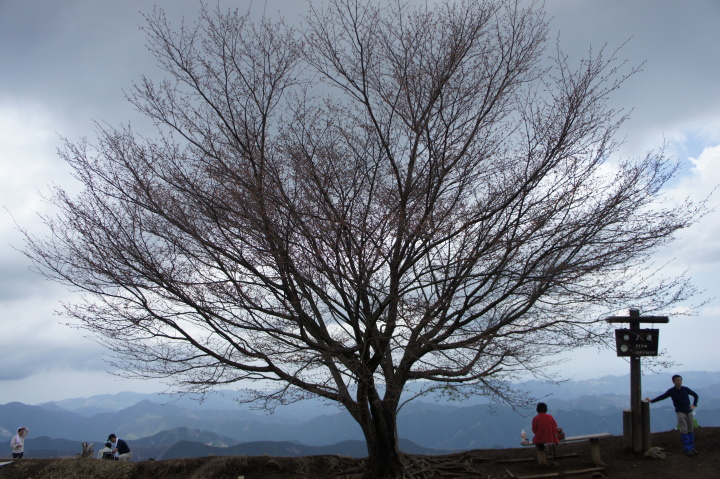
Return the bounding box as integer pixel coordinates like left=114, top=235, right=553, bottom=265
left=606, top=309, right=669, bottom=454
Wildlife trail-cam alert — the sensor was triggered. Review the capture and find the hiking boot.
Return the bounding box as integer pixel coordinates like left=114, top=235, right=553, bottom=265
left=686, top=449, right=695, bottom=457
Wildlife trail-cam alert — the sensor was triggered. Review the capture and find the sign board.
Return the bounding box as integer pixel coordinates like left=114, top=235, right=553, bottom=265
left=614, top=329, right=659, bottom=357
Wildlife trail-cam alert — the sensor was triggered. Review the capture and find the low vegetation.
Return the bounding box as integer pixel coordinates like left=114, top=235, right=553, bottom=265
left=1, top=428, right=719, bottom=479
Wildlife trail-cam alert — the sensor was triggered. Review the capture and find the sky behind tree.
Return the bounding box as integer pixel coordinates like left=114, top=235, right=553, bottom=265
left=1, top=0, right=719, bottom=404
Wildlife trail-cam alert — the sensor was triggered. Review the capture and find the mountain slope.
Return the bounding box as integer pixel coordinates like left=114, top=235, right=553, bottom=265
left=2, top=371, right=719, bottom=451
left=158, top=437, right=446, bottom=460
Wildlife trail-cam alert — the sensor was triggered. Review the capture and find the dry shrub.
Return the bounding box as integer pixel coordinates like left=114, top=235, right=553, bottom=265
left=186, top=456, right=249, bottom=479
left=12, top=457, right=137, bottom=479
left=294, top=455, right=366, bottom=479
left=294, top=455, right=325, bottom=477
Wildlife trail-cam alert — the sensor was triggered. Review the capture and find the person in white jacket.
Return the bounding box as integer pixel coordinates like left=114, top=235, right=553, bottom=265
left=97, top=441, right=114, bottom=460
left=10, top=427, right=29, bottom=459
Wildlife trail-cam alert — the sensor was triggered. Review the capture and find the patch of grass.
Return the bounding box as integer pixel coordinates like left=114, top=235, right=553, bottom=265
left=186, top=456, right=249, bottom=479
left=12, top=457, right=137, bottom=479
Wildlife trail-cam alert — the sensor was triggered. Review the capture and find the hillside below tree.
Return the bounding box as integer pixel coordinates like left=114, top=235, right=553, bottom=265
left=1, top=428, right=719, bottom=479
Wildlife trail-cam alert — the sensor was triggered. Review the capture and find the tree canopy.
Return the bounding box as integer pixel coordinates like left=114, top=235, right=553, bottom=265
left=24, top=1, right=701, bottom=476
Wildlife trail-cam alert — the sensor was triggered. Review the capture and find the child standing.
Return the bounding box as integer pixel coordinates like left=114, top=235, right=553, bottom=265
left=10, top=427, right=29, bottom=459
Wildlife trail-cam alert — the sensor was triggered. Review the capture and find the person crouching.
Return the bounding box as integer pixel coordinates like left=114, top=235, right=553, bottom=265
left=107, top=434, right=132, bottom=461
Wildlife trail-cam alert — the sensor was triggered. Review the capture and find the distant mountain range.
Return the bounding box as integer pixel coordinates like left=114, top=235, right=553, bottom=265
left=20, top=430, right=441, bottom=460
left=1, top=371, right=718, bottom=459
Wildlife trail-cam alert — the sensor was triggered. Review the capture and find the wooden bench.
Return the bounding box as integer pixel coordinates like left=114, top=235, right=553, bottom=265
left=523, top=433, right=612, bottom=467
left=505, top=466, right=606, bottom=479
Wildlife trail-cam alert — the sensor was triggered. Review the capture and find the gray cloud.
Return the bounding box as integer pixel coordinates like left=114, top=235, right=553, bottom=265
left=545, top=0, right=720, bottom=155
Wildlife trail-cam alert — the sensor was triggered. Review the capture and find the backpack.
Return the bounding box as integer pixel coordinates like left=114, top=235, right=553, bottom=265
left=102, top=451, right=115, bottom=460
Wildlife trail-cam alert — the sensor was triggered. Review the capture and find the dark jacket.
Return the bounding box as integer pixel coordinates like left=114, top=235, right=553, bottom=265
left=650, top=386, right=699, bottom=413
left=115, top=439, right=131, bottom=455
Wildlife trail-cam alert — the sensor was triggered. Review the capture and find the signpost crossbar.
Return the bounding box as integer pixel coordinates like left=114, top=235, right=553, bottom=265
left=605, top=316, right=669, bottom=323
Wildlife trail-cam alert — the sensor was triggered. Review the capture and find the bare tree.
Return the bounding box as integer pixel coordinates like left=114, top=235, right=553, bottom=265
left=24, top=1, right=701, bottom=477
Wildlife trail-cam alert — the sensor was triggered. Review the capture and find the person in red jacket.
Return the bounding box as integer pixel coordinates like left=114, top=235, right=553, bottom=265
left=532, top=402, right=560, bottom=451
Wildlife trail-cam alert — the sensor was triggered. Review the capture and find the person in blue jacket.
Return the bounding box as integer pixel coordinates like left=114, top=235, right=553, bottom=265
left=646, top=374, right=699, bottom=456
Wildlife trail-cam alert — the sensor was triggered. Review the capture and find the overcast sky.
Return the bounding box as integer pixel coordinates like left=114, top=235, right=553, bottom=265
left=1, top=0, right=719, bottom=405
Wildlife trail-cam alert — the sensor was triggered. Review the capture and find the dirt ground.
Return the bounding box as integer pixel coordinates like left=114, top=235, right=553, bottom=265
left=1, top=427, right=718, bottom=478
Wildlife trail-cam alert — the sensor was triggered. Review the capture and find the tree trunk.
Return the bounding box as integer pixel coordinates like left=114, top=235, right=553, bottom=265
left=360, top=399, right=404, bottom=479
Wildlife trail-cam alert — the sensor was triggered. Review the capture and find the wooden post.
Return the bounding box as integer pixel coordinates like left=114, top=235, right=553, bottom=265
left=588, top=437, right=607, bottom=467
left=641, top=400, right=651, bottom=451
left=622, top=409, right=632, bottom=452
left=536, top=446, right=548, bottom=466
left=629, top=313, right=643, bottom=454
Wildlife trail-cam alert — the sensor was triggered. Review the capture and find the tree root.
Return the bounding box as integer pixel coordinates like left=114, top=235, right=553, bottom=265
left=400, top=452, right=487, bottom=478
left=326, top=452, right=488, bottom=479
